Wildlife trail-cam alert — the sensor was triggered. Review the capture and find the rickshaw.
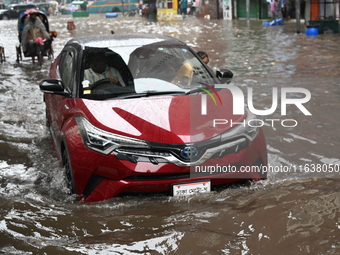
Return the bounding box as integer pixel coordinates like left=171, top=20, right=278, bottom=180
left=16, top=9, right=57, bottom=65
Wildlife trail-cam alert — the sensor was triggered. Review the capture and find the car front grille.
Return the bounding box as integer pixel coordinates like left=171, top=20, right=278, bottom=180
left=114, top=136, right=248, bottom=167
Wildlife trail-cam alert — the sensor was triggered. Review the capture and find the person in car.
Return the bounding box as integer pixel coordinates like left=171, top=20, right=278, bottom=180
left=197, top=51, right=209, bottom=64
left=21, top=10, right=50, bottom=63
left=83, top=52, right=126, bottom=87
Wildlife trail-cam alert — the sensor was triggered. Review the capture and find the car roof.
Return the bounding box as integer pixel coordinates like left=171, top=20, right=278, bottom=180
left=10, top=3, right=37, bottom=7
left=67, top=34, right=187, bottom=49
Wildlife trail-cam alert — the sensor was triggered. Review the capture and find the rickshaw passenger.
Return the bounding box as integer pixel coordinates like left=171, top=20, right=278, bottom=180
left=38, top=14, right=49, bottom=32
left=21, top=10, right=50, bottom=63
left=48, top=7, right=53, bottom=15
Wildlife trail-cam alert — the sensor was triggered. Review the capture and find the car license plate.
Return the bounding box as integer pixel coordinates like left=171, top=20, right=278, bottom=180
left=172, top=180, right=211, bottom=196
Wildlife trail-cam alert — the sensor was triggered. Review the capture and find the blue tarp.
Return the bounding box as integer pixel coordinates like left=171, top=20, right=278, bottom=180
left=263, top=18, right=284, bottom=26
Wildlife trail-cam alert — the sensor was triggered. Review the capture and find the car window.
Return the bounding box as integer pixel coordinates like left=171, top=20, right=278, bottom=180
left=81, top=48, right=134, bottom=94
left=79, top=43, right=216, bottom=100
left=59, top=50, right=77, bottom=95
left=127, top=45, right=214, bottom=88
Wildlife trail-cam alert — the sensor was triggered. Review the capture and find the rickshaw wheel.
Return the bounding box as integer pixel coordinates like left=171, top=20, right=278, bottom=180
left=37, top=50, right=43, bottom=66
left=0, top=47, right=4, bottom=63
left=16, top=46, right=22, bottom=62
left=47, top=45, right=54, bottom=60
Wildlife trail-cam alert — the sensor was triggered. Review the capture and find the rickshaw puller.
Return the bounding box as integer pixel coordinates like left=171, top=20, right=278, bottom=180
left=21, top=10, right=50, bottom=64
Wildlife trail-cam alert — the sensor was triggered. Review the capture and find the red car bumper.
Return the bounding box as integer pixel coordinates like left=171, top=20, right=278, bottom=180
left=65, top=126, right=267, bottom=202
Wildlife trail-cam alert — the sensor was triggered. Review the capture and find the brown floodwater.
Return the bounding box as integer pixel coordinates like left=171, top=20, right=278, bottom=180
left=0, top=14, right=339, bottom=254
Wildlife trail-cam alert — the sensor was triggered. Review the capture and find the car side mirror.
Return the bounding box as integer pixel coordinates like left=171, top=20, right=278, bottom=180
left=216, top=69, right=233, bottom=84
left=39, top=79, right=71, bottom=97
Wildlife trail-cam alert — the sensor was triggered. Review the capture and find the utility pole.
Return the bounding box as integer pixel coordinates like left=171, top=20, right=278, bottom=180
left=246, top=0, right=250, bottom=22
left=296, top=0, right=301, bottom=33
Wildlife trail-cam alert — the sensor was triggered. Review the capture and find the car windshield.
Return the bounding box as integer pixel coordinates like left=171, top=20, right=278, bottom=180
left=81, top=41, right=216, bottom=100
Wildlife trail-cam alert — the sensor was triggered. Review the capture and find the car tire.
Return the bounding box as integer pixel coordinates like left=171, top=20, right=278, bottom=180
left=62, top=149, right=77, bottom=195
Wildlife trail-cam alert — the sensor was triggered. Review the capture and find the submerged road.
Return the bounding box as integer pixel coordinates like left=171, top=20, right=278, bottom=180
left=0, top=14, right=339, bottom=254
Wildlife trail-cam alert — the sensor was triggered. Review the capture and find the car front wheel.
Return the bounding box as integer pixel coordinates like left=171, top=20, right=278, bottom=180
left=62, top=149, right=76, bottom=195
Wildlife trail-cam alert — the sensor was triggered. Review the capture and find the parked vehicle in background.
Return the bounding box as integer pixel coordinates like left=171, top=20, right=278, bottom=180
left=39, top=33, right=268, bottom=202
left=35, top=3, right=53, bottom=15
left=60, top=0, right=137, bottom=14
left=0, top=3, right=38, bottom=20
left=71, top=0, right=89, bottom=17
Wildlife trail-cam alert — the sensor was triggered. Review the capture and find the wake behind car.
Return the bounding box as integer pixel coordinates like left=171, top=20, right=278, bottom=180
left=39, top=34, right=267, bottom=202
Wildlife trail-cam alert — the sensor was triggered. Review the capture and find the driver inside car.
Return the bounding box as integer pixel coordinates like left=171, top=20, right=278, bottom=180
left=83, top=52, right=126, bottom=88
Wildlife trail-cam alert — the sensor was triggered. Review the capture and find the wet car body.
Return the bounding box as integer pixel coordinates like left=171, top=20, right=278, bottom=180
left=40, top=34, right=267, bottom=202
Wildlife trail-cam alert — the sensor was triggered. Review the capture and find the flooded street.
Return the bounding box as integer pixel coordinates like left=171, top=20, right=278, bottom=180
left=0, top=14, right=340, bottom=254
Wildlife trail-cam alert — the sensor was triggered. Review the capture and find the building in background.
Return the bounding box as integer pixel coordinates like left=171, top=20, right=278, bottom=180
left=156, top=0, right=178, bottom=21
left=234, top=0, right=270, bottom=19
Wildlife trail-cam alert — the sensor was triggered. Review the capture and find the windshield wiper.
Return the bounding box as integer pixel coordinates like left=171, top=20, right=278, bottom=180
left=185, top=87, right=205, bottom=95
left=115, top=90, right=187, bottom=99
left=144, top=90, right=187, bottom=96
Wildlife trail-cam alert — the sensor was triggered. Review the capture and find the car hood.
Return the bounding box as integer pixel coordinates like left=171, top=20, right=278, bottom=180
left=0, top=9, right=8, bottom=14
left=78, top=90, right=246, bottom=144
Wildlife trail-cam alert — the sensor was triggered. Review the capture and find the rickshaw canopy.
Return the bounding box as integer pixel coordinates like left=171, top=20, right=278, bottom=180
left=18, top=9, right=50, bottom=33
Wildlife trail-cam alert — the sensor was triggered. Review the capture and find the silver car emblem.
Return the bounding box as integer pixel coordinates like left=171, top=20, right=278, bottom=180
left=181, top=146, right=199, bottom=159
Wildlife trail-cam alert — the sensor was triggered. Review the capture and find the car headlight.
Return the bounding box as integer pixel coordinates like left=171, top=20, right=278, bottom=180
left=75, top=116, right=150, bottom=155
left=220, top=109, right=259, bottom=142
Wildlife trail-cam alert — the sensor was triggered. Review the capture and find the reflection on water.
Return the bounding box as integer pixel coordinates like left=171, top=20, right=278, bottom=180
left=0, top=15, right=339, bottom=254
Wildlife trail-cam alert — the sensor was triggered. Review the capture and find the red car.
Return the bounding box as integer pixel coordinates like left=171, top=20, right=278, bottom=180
left=40, top=34, right=267, bottom=202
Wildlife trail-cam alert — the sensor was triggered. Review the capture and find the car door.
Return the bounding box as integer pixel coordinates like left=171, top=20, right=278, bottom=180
left=11, top=6, right=23, bottom=19
left=46, top=46, right=79, bottom=154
